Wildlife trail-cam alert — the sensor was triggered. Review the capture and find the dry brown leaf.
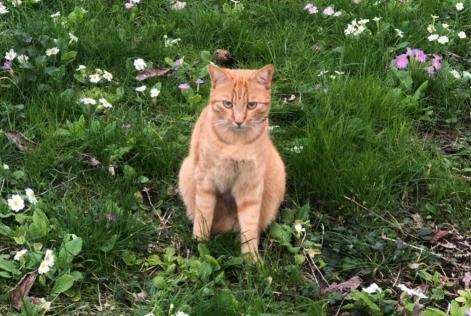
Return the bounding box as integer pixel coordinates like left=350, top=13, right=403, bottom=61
left=463, top=272, right=471, bottom=289
left=321, top=275, right=362, bottom=294
left=4, top=131, right=36, bottom=152
left=10, top=271, right=38, bottom=310
left=440, top=242, right=456, bottom=249
left=132, top=290, right=148, bottom=303
left=431, top=229, right=448, bottom=243
left=135, top=67, right=171, bottom=81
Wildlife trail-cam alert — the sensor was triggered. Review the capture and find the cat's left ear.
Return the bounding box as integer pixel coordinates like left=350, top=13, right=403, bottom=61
left=254, top=64, right=274, bottom=89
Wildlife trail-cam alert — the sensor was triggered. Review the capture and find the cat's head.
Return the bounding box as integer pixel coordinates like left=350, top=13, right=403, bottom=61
left=208, top=64, right=273, bottom=135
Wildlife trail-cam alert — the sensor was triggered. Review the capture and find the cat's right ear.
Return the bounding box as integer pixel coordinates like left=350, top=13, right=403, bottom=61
left=208, top=64, right=229, bottom=88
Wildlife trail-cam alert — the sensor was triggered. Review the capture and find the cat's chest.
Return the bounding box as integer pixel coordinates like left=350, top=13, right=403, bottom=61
left=211, top=158, right=255, bottom=193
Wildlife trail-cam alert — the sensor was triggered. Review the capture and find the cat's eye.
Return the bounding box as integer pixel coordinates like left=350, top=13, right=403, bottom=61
left=247, top=101, right=258, bottom=109
left=223, top=100, right=233, bottom=108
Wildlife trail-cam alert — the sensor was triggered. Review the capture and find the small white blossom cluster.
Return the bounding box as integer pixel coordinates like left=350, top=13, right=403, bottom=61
left=135, top=85, right=161, bottom=98
left=0, top=2, right=9, bottom=14
left=344, top=19, right=370, bottom=37
left=80, top=97, right=113, bottom=109
left=449, top=69, right=471, bottom=80
left=290, top=145, right=304, bottom=154
left=7, top=188, right=38, bottom=212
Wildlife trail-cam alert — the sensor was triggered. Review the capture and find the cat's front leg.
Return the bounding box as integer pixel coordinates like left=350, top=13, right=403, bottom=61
left=233, top=183, right=263, bottom=261
left=193, top=179, right=216, bottom=241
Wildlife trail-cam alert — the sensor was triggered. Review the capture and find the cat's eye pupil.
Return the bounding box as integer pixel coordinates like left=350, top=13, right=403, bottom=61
left=247, top=101, right=257, bottom=109
left=223, top=100, right=233, bottom=108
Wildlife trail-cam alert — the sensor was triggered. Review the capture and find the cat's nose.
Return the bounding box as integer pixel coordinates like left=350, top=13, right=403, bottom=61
left=235, top=121, right=243, bottom=127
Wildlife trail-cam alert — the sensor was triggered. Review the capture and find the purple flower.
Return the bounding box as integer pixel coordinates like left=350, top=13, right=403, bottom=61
left=195, top=78, right=204, bottom=84
left=178, top=82, right=190, bottom=90
left=406, top=48, right=427, bottom=63
left=304, top=3, right=318, bottom=14
left=174, top=57, right=184, bottom=67
left=466, top=309, right=471, bottom=316
left=431, top=54, right=442, bottom=70
left=393, top=54, right=409, bottom=69
left=2, top=60, right=12, bottom=72
left=426, top=66, right=435, bottom=75
left=104, top=213, right=117, bottom=223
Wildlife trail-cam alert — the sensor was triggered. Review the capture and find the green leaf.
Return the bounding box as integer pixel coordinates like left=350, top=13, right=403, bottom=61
left=351, top=290, right=381, bottom=316
left=269, top=223, right=291, bottom=244
left=0, top=222, right=12, bottom=236
left=61, top=51, right=77, bottom=64
left=99, top=234, right=118, bottom=252
left=52, top=274, right=75, bottom=294
left=197, top=243, right=210, bottom=257
left=32, top=209, right=49, bottom=237
left=0, top=257, right=18, bottom=273
left=0, top=271, right=11, bottom=278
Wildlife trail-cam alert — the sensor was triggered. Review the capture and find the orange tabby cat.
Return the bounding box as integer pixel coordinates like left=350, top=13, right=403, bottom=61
left=178, top=64, right=285, bottom=259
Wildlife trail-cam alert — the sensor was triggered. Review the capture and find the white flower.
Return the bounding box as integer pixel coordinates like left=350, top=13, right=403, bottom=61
left=43, top=249, right=54, bottom=267
left=171, top=1, right=186, bottom=10
left=442, top=23, right=449, bottom=29
left=102, top=70, right=113, bottom=81
left=463, top=71, right=471, bottom=79
left=124, top=2, right=134, bottom=9
left=80, top=97, right=97, bottom=105
left=458, top=31, right=466, bottom=39
left=14, top=249, right=28, bottom=261
left=17, top=54, right=29, bottom=64
left=8, top=194, right=25, bottom=212
left=358, top=19, right=370, bottom=25
left=50, top=11, right=60, bottom=18
left=46, top=47, right=59, bottom=56
left=363, top=283, right=381, bottom=294
left=0, top=3, right=9, bottom=14
left=89, top=73, right=101, bottom=83
left=135, top=85, right=147, bottom=92
left=428, top=33, right=439, bottom=41
left=294, top=223, right=306, bottom=233
left=344, top=24, right=356, bottom=36
left=355, top=25, right=366, bottom=36
left=25, top=188, right=38, bottom=204
left=450, top=69, right=461, bottom=79
left=323, top=6, right=335, bottom=16
left=437, top=35, right=449, bottom=44
left=290, top=145, right=303, bottom=153
left=150, top=87, right=160, bottom=98
left=3, top=164, right=9, bottom=170
left=176, top=312, right=189, bottom=316
left=427, top=24, right=435, bottom=33
left=12, top=0, right=22, bottom=7
left=333, top=11, right=342, bottom=17
left=38, top=260, right=50, bottom=274
left=5, top=49, right=17, bottom=61
left=38, top=298, right=51, bottom=311
left=456, top=2, right=464, bottom=11
left=99, top=98, right=113, bottom=108
left=395, top=28, right=404, bottom=38
left=69, top=32, right=78, bottom=44
left=373, top=17, right=381, bottom=22
left=131, top=0, right=141, bottom=3
left=133, top=58, right=147, bottom=71
left=397, top=284, right=428, bottom=299
left=76, top=65, right=86, bottom=71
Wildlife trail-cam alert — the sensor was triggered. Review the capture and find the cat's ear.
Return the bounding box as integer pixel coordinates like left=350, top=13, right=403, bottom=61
left=253, top=64, right=274, bottom=89
left=208, top=64, right=229, bottom=88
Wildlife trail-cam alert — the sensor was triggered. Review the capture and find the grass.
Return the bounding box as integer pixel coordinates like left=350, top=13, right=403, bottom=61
left=1, top=0, right=470, bottom=315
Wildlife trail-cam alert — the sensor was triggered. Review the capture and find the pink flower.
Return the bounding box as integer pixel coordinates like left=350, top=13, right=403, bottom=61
left=124, top=2, right=134, bottom=9
left=406, top=48, right=427, bottom=63
left=174, top=57, right=184, bottom=66
left=195, top=79, right=204, bottom=84
left=178, top=83, right=190, bottom=90
left=393, top=54, right=409, bottom=69
left=426, top=66, right=435, bottom=75
left=431, top=54, right=441, bottom=70
left=304, top=3, right=318, bottom=14
left=323, top=6, right=335, bottom=16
